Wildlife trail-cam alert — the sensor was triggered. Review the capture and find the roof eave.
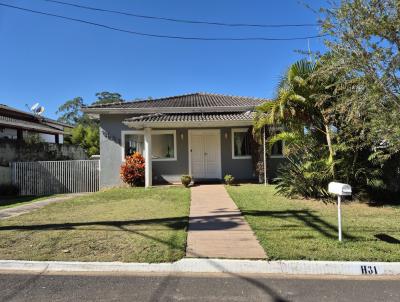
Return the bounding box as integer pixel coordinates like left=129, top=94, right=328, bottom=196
left=82, top=106, right=258, bottom=115
left=122, top=120, right=254, bottom=129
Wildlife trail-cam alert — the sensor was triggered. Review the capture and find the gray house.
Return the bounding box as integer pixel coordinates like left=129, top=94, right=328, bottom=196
left=83, top=93, right=284, bottom=188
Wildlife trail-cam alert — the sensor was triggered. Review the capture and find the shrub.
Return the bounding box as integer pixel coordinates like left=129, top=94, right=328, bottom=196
left=275, top=157, right=332, bottom=199
left=181, top=175, right=192, bottom=188
left=120, top=152, right=145, bottom=186
left=0, top=184, right=19, bottom=196
left=224, top=174, right=235, bottom=186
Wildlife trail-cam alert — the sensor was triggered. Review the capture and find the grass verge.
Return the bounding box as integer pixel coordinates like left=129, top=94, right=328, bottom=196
left=0, top=187, right=190, bottom=263
left=227, top=184, right=400, bottom=261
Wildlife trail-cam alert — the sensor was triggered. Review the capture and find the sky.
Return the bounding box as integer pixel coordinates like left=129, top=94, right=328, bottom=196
left=0, top=0, right=327, bottom=119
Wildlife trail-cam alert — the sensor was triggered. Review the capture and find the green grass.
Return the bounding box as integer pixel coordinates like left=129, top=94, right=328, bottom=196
left=0, top=195, right=62, bottom=209
left=0, top=187, right=190, bottom=263
left=227, top=184, right=400, bottom=262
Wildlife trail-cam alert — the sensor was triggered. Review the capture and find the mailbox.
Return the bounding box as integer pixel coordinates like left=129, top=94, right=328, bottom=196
left=328, top=182, right=352, bottom=242
left=328, top=182, right=352, bottom=196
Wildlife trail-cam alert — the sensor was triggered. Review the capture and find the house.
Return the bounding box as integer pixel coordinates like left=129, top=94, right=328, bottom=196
left=0, top=104, right=72, bottom=144
left=83, top=93, right=285, bottom=188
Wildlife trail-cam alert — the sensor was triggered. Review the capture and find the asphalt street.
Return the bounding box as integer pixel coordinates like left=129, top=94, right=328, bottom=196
left=0, top=272, right=399, bottom=302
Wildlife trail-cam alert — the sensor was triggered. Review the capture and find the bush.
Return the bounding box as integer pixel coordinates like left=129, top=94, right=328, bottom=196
left=0, top=184, right=19, bottom=196
left=224, top=174, right=235, bottom=186
left=275, top=158, right=332, bottom=199
left=120, top=152, right=145, bottom=186
left=181, top=175, right=192, bottom=188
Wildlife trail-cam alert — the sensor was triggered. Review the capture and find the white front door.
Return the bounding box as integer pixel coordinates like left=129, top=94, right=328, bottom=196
left=189, top=129, right=221, bottom=179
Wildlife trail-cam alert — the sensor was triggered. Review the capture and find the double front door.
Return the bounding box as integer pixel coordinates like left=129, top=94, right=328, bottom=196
left=189, top=129, right=221, bottom=179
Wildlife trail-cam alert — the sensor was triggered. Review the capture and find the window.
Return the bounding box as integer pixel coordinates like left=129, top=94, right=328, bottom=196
left=121, top=130, right=177, bottom=161
left=232, top=128, right=251, bottom=159
left=0, top=128, right=17, bottom=140
left=123, top=133, right=144, bottom=157
left=151, top=130, right=177, bottom=161
left=270, top=140, right=284, bottom=157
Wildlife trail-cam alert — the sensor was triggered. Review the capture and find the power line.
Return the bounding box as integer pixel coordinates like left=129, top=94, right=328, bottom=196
left=44, top=0, right=320, bottom=28
left=0, top=3, right=327, bottom=41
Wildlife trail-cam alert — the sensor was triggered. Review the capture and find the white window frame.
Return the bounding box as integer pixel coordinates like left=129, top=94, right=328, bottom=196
left=231, top=128, right=252, bottom=159
left=121, top=130, right=144, bottom=161
left=121, top=129, right=177, bottom=162
left=151, top=129, right=177, bottom=162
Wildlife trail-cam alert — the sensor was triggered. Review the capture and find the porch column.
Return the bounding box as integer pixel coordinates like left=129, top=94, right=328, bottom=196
left=144, top=127, right=152, bottom=188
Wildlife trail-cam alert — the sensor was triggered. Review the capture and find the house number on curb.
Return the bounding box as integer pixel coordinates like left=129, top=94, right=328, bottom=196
left=361, top=265, right=378, bottom=275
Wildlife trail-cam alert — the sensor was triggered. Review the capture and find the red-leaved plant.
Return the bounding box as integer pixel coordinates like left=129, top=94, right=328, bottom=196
left=120, top=152, right=145, bottom=186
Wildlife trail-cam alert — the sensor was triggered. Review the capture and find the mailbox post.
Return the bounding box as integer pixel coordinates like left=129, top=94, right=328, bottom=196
left=328, top=182, right=352, bottom=242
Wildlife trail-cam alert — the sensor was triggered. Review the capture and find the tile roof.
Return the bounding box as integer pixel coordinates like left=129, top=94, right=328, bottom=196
left=124, top=112, right=255, bottom=124
left=86, top=93, right=267, bottom=109
left=0, top=115, right=65, bottom=134
left=0, top=104, right=72, bottom=128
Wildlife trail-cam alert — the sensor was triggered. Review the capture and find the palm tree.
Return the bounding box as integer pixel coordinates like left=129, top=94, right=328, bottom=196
left=255, top=59, right=336, bottom=176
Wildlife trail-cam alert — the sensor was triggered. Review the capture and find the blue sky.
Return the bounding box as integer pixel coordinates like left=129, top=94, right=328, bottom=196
left=0, top=0, right=326, bottom=119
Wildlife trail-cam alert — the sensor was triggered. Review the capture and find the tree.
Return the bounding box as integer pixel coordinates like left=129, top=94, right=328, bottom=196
left=57, top=91, right=124, bottom=156
left=93, top=91, right=124, bottom=105
left=70, top=124, right=99, bottom=156
left=318, top=0, right=400, bottom=159
left=255, top=59, right=336, bottom=162
left=56, top=97, right=84, bottom=125
left=254, top=59, right=337, bottom=198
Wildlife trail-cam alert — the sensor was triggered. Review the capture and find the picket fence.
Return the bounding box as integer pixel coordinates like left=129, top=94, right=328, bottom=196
left=12, top=160, right=100, bottom=196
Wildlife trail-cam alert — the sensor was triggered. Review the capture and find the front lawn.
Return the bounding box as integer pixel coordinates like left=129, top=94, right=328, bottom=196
left=0, top=187, right=190, bottom=263
left=227, top=184, right=400, bottom=261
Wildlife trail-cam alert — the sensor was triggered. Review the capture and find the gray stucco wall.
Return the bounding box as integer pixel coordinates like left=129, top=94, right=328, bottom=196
left=99, top=115, right=131, bottom=188
left=99, top=115, right=285, bottom=187
left=220, top=127, right=255, bottom=180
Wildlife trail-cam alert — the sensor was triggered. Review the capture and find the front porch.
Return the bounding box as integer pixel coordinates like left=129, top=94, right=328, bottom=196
left=121, top=125, right=258, bottom=188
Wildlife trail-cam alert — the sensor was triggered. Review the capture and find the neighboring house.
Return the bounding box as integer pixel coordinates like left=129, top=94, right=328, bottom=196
left=0, top=104, right=72, bottom=144
left=83, top=93, right=285, bottom=188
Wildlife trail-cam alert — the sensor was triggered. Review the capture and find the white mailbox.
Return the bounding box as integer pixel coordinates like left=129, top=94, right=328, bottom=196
left=328, top=182, right=352, bottom=196
left=328, top=182, right=352, bottom=242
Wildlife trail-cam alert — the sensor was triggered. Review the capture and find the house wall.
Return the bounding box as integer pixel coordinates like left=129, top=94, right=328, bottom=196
left=220, top=127, right=255, bottom=180
left=99, top=115, right=131, bottom=188
left=99, top=114, right=285, bottom=187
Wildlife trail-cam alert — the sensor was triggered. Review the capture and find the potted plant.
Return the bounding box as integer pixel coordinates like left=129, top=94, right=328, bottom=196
left=224, top=174, right=235, bottom=185
left=181, top=175, right=192, bottom=188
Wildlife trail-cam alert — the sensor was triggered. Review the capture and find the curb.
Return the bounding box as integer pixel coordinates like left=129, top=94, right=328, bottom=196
left=1, top=259, right=399, bottom=276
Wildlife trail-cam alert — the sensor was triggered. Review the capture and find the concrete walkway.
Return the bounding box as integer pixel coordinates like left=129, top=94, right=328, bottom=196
left=186, top=184, right=266, bottom=259
left=0, top=193, right=88, bottom=220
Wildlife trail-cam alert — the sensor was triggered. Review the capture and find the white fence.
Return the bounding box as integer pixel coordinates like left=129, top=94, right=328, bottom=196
left=12, top=160, right=100, bottom=196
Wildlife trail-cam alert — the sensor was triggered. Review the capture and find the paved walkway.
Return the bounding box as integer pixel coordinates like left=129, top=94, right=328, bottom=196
left=186, top=185, right=266, bottom=259
left=0, top=193, right=88, bottom=220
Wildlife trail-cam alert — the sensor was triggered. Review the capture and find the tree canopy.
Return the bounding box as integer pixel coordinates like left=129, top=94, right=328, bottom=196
left=255, top=0, right=400, bottom=200
left=57, top=91, right=125, bottom=156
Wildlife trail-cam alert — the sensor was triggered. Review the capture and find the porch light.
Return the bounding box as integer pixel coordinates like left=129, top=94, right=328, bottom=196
left=224, top=132, right=228, bottom=139
left=180, top=132, right=184, bottom=140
